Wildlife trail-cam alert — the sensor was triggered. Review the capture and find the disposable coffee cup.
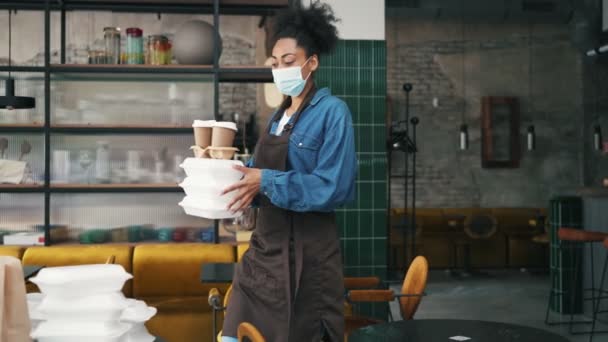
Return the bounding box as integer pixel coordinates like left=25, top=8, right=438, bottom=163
left=212, top=122, right=238, bottom=147
left=192, top=120, right=215, bottom=148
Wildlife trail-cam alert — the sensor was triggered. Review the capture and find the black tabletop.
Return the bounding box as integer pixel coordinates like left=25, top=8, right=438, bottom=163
left=23, top=265, right=44, bottom=280
left=348, top=319, right=570, bottom=342
left=200, top=263, right=235, bottom=283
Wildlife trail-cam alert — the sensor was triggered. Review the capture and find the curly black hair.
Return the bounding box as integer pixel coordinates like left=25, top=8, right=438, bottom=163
left=271, top=1, right=340, bottom=57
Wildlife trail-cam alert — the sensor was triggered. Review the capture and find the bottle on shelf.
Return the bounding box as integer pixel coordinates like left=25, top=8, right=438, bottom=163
left=95, top=141, right=111, bottom=183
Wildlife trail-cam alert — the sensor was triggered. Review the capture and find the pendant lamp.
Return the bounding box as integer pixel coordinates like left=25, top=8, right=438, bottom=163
left=460, top=124, right=469, bottom=150
left=0, top=10, right=35, bottom=110
left=594, top=124, right=603, bottom=151
left=526, top=23, right=536, bottom=151
left=527, top=125, right=536, bottom=151
left=459, top=1, right=468, bottom=151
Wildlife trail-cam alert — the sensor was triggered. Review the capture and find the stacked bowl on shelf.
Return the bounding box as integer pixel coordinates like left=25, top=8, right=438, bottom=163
left=178, top=120, right=243, bottom=220
left=28, top=264, right=157, bottom=342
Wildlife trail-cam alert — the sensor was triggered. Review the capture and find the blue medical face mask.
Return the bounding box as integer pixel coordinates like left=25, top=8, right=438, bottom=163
left=271, top=58, right=312, bottom=97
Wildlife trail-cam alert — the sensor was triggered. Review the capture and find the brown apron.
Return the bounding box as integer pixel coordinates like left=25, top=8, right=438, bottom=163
left=223, top=88, right=345, bottom=342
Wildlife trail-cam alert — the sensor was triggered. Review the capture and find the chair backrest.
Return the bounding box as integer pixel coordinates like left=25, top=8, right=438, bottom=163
left=224, top=285, right=233, bottom=312
left=464, top=214, right=497, bottom=239
left=238, top=322, right=266, bottom=342
left=105, top=255, right=116, bottom=264
left=399, top=255, right=429, bottom=320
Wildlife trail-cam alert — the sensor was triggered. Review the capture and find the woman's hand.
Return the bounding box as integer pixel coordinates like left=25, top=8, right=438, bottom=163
left=222, top=165, right=262, bottom=213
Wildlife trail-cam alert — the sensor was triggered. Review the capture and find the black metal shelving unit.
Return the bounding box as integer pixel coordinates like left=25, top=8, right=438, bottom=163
left=1, top=0, right=289, bottom=245
left=387, top=83, right=419, bottom=280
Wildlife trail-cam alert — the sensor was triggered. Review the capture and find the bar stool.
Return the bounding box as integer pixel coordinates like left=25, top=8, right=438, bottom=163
left=589, top=237, right=608, bottom=342
left=545, top=227, right=608, bottom=335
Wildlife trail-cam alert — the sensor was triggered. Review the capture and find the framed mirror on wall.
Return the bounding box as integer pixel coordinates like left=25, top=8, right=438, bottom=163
left=481, top=96, right=520, bottom=168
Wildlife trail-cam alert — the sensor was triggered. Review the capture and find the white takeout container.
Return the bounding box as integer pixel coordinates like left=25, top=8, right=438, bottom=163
left=179, top=158, right=244, bottom=183
left=29, top=264, right=132, bottom=297
left=35, top=292, right=130, bottom=321
left=125, top=323, right=156, bottom=342
left=120, top=299, right=157, bottom=323
left=31, top=321, right=131, bottom=342
left=178, top=195, right=242, bottom=219
left=178, top=177, right=237, bottom=203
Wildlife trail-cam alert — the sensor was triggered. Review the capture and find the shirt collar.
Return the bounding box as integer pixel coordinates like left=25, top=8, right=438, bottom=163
left=310, top=87, right=331, bottom=106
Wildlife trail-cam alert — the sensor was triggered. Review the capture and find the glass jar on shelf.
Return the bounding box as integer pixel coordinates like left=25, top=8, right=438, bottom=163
left=103, top=27, right=121, bottom=65
left=95, top=141, right=111, bottom=184
left=147, top=35, right=172, bottom=65
left=125, top=27, right=144, bottom=64
left=88, top=50, right=109, bottom=64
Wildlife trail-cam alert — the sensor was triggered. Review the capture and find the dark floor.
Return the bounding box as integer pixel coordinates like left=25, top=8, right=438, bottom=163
left=389, top=270, right=608, bottom=342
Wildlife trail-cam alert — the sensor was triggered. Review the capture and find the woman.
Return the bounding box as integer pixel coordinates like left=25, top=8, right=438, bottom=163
left=221, top=3, right=357, bottom=341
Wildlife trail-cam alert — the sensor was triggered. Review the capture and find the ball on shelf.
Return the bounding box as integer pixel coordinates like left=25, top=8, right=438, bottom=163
left=173, top=20, right=222, bottom=65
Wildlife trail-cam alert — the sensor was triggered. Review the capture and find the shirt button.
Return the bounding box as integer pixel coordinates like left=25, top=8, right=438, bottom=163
left=264, top=192, right=268, bottom=195
left=298, top=143, right=303, bottom=147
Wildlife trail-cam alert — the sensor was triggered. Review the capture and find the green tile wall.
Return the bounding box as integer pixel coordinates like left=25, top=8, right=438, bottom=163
left=317, top=40, right=388, bottom=320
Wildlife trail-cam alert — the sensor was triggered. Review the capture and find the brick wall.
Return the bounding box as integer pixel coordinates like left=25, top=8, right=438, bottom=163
left=387, top=18, right=584, bottom=208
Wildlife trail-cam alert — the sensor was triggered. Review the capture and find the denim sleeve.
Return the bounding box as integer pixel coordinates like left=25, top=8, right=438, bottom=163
left=259, top=102, right=357, bottom=212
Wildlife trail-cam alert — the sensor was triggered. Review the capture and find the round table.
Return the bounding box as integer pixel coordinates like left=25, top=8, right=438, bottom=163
left=348, top=319, right=570, bottom=342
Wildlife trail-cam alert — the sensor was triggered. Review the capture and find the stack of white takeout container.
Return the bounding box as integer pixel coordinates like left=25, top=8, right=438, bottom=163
left=178, top=157, right=245, bottom=219
left=178, top=119, right=244, bottom=220
left=27, top=264, right=157, bottom=342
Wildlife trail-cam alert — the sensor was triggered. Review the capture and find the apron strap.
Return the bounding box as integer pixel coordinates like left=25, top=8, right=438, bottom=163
left=282, top=85, right=317, bottom=134
left=266, top=85, right=317, bottom=135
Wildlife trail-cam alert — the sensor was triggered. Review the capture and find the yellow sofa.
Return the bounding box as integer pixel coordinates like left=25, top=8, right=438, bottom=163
left=0, top=245, right=25, bottom=259
left=1, top=243, right=238, bottom=342
left=133, top=244, right=234, bottom=342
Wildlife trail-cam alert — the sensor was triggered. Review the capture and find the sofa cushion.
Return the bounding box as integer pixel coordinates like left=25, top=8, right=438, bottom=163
left=0, top=246, right=25, bottom=259
left=132, top=243, right=235, bottom=298
left=21, top=245, right=133, bottom=296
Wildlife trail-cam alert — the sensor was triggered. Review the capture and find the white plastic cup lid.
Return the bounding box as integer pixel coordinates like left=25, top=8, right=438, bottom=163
left=213, top=121, right=238, bottom=132
left=192, top=120, right=216, bottom=128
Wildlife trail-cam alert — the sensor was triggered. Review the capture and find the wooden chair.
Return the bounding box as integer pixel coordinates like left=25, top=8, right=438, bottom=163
left=238, top=322, right=266, bottom=342
left=105, top=255, right=116, bottom=264
left=590, top=238, right=608, bottom=342
left=213, top=278, right=381, bottom=341
left=210, top=285, right=233, bottom=342
left=344, top=277, right=381, bottom=316
left=344, top=255, right=429, bottom=339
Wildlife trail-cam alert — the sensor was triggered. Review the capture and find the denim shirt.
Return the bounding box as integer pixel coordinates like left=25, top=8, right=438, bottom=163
left=248, top=87, right=357, bottom=212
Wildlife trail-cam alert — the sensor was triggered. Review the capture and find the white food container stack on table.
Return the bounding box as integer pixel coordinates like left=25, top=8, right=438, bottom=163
left=28, top=264, right=157, bottom=342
